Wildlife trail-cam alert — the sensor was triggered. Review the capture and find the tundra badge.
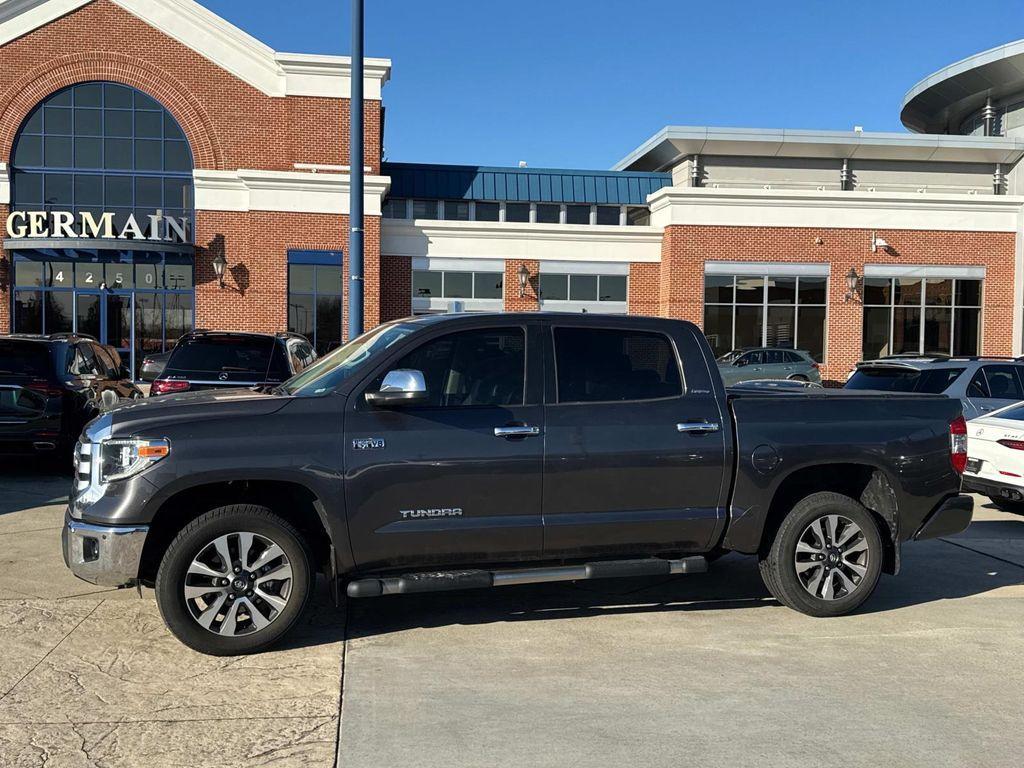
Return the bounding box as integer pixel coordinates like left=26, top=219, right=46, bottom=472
left=400, top=508, right=464, bottom=519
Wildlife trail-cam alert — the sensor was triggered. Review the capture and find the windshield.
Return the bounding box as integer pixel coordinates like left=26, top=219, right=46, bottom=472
left=165, top=336, right=275, bottom=375
left=0, top=340, right=51, bottom=377
left=845, top=366, right=965, bottom=394
left=282, top=321, right=419, bottom=396
left=717, top=350, right=742, bottom=363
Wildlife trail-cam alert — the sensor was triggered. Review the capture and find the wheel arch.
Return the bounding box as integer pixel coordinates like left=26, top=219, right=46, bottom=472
left=138, top=479, right=336, bottom=585
left=756, top=463, right=900, bottom=574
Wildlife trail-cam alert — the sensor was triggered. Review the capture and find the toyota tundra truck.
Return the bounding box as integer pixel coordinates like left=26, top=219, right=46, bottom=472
left=62, top=313, right=973, bottom=655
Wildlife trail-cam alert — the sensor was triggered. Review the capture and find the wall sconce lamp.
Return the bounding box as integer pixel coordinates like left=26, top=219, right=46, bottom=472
left=871, top=231, right=890, bottom=253
left=211, top=253, right=228, bottom=288
left=844, top=267, right=861, bottom=303
left=517, top=263, right=531, bottom=298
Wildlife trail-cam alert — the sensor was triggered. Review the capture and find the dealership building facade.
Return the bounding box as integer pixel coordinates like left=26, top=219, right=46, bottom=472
left=4, top=0, right=1024, bottom=382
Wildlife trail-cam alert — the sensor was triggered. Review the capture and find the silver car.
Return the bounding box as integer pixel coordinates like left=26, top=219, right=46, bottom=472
left=845, top=356, right=1024, bottom=420
left=717, top=348, right=822, bottom=386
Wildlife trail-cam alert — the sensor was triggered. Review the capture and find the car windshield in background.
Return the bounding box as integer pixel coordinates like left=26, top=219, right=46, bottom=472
left=167, top=336, right=274, bottom=374
left=283, top=321, right=418, bottom=396
left=717, top=350, right=742, bottom=363
left=0, top=340, right=51, bottom=377
left=845, top=366, right=966, bottom=394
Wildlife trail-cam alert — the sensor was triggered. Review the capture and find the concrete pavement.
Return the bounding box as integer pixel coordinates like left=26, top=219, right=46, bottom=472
left=0, top=464, right=1022, bottom=767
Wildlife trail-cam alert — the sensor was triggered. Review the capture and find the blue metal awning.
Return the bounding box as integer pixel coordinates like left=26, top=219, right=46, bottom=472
left=382, top=162, right=671, bottom=205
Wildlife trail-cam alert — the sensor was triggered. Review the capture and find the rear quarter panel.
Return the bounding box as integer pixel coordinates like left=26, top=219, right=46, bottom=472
left=723, top=390, right=963, bottom=552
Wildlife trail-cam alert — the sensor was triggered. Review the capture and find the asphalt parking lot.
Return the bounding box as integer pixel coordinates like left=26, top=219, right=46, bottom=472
left=1, top=465, right=1022, bottom=768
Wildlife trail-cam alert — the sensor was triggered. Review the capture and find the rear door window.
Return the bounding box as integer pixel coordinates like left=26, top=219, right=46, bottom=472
left=785, top=351, right=805, bottom=364
left=845, top=367, right=965, bottom=393
left=166, top=336, right=275, bottom=377
left=764, top=350, right=787, bottom=364
left=981, top=365, right=1024, bottom=400
left=0, top=340, right=51, bottom=377
left=554, top=327, right=682, bottom=403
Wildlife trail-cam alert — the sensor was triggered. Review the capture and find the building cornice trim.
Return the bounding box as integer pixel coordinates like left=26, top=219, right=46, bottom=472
left=193, top=169, right=390, bottom=215
left=0, top=0, right=391, bottom=99
left=648, top=187, right=1024, bottom=232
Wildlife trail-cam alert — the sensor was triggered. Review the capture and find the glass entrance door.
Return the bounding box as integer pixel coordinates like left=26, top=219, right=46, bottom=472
left=105, top=293, right=133, bottom=373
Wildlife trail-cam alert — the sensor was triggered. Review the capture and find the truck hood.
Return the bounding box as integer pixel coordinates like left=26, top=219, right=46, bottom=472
left=104, top=387, right=292, bottom=437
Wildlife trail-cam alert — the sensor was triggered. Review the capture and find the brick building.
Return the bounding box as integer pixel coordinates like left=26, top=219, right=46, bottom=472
left=2, top=0, right=1024, bottom=383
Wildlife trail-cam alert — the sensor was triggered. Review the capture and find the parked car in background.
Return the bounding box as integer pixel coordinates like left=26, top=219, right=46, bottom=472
left=150, top=331, right=317, bottom=396
left=845, top=356, right=1024, bottom=420
left=730, top=378, right=823, bottom=391
left=717, top=348, right=821, bottom=386
left=963, top=400, right=1024, bottom=514
left=140, top=351, right=172, bottom=383
left=0, top=333, right=141, bottom=457
left=63, top=313, right=971, bottom=655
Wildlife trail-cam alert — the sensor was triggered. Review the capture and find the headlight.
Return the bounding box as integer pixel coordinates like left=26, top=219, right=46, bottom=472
left=99, top=438, right=170, bottom=483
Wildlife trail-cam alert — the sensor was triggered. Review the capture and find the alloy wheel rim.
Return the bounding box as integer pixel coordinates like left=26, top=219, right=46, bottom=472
left=793, top=514, right=868, bottom=601
left=184, top=531, right=293, bottom=636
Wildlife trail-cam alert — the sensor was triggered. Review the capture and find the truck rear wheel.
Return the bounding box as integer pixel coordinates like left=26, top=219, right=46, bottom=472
left=155, top=505, right=314, bottom=655
left=758, top=492, right=883, bottom=617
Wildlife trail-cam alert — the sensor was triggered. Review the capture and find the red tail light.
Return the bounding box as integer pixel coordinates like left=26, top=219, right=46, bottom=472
left=24, top=379, right=63, bottom=398
left=998, top=439, right=1024, bottom=451
left=812, top=363, right=822, bottom=371
left=151, top=379, right=190, bottom=396
left=950, top=415, right=968, bottom=474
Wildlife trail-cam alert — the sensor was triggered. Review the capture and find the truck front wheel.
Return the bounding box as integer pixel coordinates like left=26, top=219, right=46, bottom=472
left=155, top=505, right=314, bottom=655
left=758, top=492, right=883, bottom=617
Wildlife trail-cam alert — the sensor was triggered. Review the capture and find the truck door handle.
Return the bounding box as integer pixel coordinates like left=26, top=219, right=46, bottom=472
left=494, top=425, right=541, bottom=438
left=677, top=421, right=720, bottom=434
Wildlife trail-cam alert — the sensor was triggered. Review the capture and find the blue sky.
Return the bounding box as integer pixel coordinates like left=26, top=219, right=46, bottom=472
left=201, top=0, right=1024, bottom=170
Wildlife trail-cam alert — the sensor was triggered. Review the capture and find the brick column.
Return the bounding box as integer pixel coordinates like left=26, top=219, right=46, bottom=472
left=658, top=226, right=702, bottom=322
left=628, top=262, right=659, bottom=317
left=380, top=255, right=412, bottom=321
left=504, top=259, right=540, bottom=312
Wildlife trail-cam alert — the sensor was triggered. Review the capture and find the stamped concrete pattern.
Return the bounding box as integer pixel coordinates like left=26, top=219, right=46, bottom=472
left=0, top=462, right=1022, bottom=767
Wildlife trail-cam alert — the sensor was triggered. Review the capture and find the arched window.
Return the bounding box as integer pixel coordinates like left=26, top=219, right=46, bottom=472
left=8, top=82, right=196, bottom=377
left=10, top=81, right=193, bottom=228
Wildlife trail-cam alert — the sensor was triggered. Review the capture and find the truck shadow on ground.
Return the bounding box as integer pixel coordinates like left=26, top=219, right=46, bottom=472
left=0, top=458, right=70, bottom=516
left=281, top=521, right=1024, bottom=647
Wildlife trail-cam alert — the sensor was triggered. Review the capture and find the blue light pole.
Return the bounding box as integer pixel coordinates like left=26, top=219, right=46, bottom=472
left=348, top=0, right=364, bottom=338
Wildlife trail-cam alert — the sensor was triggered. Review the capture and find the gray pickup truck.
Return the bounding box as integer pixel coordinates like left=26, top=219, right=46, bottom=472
left=62, top=313, right=972, bottom=655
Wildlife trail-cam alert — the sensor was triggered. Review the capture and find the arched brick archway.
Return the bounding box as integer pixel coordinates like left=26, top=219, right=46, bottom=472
left=0, top=52, right=223, bottom=169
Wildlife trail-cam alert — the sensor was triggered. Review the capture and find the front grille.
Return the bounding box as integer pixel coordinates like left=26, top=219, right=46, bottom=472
left=74, top=440, right=92, bottom=497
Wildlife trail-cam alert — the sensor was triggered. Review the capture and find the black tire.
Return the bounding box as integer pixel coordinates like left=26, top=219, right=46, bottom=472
left=788, top=374, right=809, bottom=382
left=758, top=491, right=884, bottom=617
left=155, top=504, right=314, bottom=655
left=987, top=496, right=1024, bottom=515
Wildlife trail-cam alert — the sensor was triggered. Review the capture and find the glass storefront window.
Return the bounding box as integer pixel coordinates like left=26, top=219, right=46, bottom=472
left=412, top=269, right=504, bottom=302
left=287, top=252, right=344, bottom=355
left=861, top=276, right=982, bottom=358
left=538, top=273, right=629, bottom=306
left=703, top=273, right=828, bottom=362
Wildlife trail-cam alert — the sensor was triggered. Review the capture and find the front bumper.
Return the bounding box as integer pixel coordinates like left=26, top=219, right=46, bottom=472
left=912, top=494, right=974, bottom=541
left=61, top=511, right=148, bottom=587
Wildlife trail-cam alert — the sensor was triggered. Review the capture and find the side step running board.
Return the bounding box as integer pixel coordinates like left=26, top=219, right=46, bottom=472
left=346, top=556, right=708, bottom=598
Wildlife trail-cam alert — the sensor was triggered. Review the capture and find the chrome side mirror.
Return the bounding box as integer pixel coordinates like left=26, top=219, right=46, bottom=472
left=365, top=369, right=427, bottom=406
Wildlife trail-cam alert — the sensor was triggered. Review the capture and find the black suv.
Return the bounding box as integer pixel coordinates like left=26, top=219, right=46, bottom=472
left=0, top=333, right=142, bottom=457
left=150, top=331, right=317, bottom=396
